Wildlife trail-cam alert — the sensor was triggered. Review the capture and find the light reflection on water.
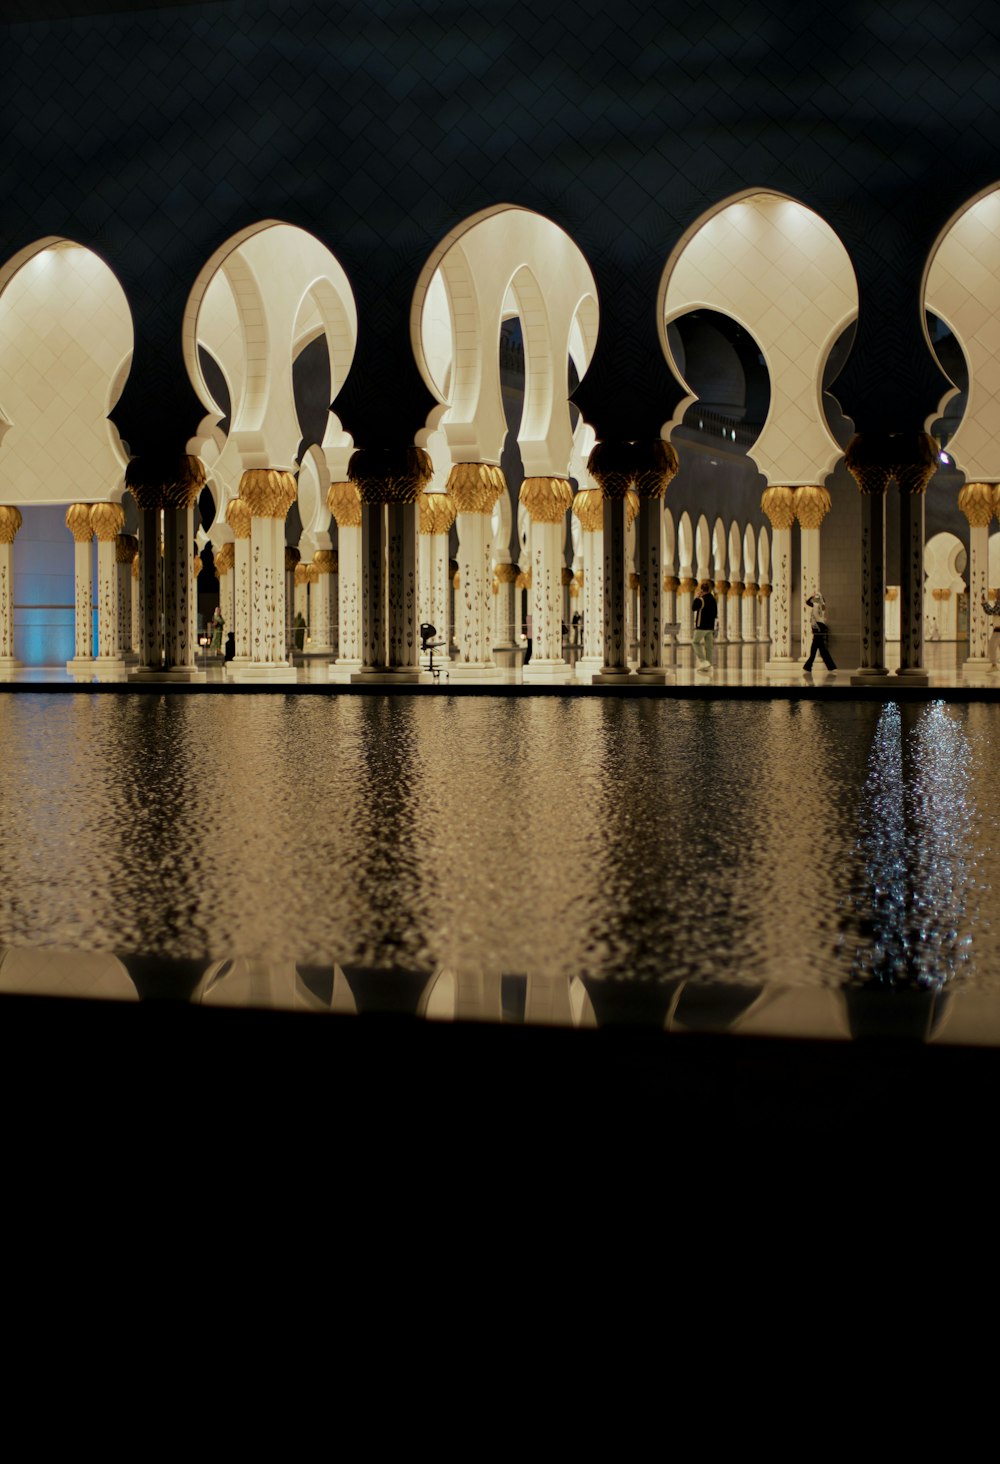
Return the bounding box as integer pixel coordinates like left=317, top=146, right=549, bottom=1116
left=0, top=693, right=997, bottom=999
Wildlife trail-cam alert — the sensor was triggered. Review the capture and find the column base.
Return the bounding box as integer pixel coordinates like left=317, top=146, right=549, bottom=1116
left=66, top=657, right=95, bottom=674
left=592, top=667, right=635, bottom=684
left=965, top=656, right=991, bottom=670
left=448, top=662, right=504, bottom=680
left=522, top=659, right=573, bottom=682
left=350, top=668, right=421, bottom=684
left=230, top=662, right=298, bottom=682
left=92, top=657, right=127, bottom=679
left=634, top=666, right=668, bottom=683
left=328, top=659, right=363, bottom=683
left=575, top=655, right=604, bottom=678
left=764, top=657, right=800, bottom=677
left=849, top=670, right=894, bottom=686
left=895, top=668, right=930, bottom=685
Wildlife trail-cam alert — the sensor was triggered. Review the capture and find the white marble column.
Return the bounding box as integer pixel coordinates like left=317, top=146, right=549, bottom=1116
left=328, top=482, right=363, bottom=677
left=293, top=562, right=308, bottom=643
left=493, top=562, right=517, bottom=650
left=91, top=501, right=125, bottom=668
left=213, top=541, right=235, bottom=658
left=448, top=464, right=505, bottom=680
left=572, top=490, right=604, bottom=676
left=0, top=507, right=23, bottom=670
left=232, top=469, right=297, bottom=680
left=793, top=485, right=831, bottom=654
left=959, top=484, right=994, bottom=666
left=311, top=551, right=336, bottom=655
left=224, top=501, right=252, bottom=672
left=742, top=580, right=758, bottom=643
left=65, top=503, right=95, bottom=672
left=418, top=491, right=456, bottom=674
left=521, top=476, right=573, bottom=682
left=762, top=487, right=797, bottom=674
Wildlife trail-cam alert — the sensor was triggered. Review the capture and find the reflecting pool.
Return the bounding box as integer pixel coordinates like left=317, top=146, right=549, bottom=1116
left=0, top=693, right=998, bottom=1007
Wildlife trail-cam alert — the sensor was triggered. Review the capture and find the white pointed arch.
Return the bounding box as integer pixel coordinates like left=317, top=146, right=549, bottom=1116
left=659, top=190, right=858, bottom=486
left=924, top=183, right=1000, bottom=480
left=678, top=511, right=694, bottom=570
left=184, top=222, right=358, bottom=499
left=0, top=237, right=133, bottom=504
left=412, top=204, right=599, bottom=477
left=743, top=522, right=757, bottom=579
left=663, top=506, right=676, bottom=572
left=695, top=515, right=711, bottom=576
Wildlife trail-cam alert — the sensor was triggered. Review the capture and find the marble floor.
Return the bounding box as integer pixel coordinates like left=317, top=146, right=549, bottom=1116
left=1, top=640, right=996, bottom=694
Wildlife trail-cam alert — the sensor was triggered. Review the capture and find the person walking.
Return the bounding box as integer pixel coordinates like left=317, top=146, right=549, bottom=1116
left=691, top=579, right=718, bottom=673
left=981, top=592, right=1000, bottom=670
left=803, top=590, right=836, bottom=673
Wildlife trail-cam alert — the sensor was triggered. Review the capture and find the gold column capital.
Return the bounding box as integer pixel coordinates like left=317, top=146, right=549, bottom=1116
left=793, top=484, right=832, bottom=528
left=328, top=480, right=362, bottom=527
left=519, top=476, right=574, bottom=524
left=958, top=482, right=996, bottom=528
left=90, top=501, right=125, bottom=542
left=571, top=488, right=604, bottom=532
left=419, top=489, right=458, bottom=534
left=447, top=462, right=506, bottom=514
left=225, top=498, right=252, bottom=539
left=240, top=469, right=296, bottom=519
left=66, top=503, right=94, bottom=542
left=761, top=485, right=796, bottom=528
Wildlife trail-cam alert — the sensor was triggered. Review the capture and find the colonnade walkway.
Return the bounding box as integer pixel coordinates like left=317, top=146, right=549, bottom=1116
left=1, top=642, right=997, bottom=697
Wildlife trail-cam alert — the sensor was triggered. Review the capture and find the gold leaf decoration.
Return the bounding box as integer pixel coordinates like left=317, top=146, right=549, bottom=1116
left=65, top=503, right=94, bottom=543
left=214, top=542, right=235, bottom=574
left=447, top=462, right=501, bottom=514
left=959, top=482, right=995, bottom=528
left=793, top=484, right=832, bottom=529
left=418, top=490, right=458, bottom=534
left=89, top=501, right=125, bottom=542
left=761, top=486, right=796, bottom=529
left=494, top=563, right=519, bottom=584
left=240, top=469, right=297, bottom=519
left=226, top=498, right=252, bottom=539
left=520, top=477, right=573, bottom=524
left=328, top=480, right=362, bottom=527
left=0, top=505, right=23, bottom=544
left=313, top=550, right=337, bottom=574
left=572, top=489, right=604, bottom=533
left=115, top=533, right=138, bottom=565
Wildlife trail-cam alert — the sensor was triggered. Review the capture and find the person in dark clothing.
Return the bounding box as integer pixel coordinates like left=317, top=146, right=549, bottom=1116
left=691, top=580, right=718, bottom=672
left=803, top=590, right=836, bottom=672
